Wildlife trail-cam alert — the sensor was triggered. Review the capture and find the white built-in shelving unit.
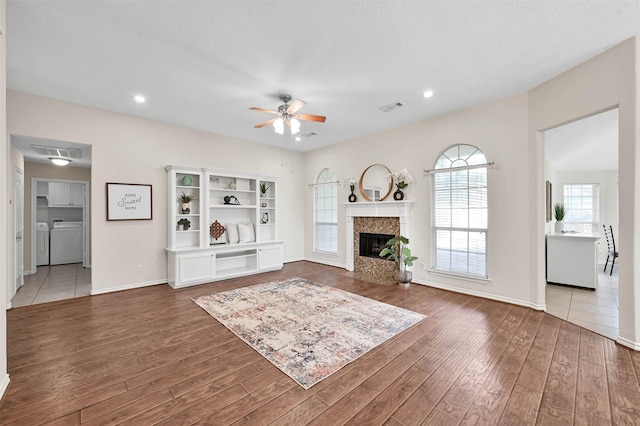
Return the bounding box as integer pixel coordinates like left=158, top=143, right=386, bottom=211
left=165, top=165, right=283, bottom=288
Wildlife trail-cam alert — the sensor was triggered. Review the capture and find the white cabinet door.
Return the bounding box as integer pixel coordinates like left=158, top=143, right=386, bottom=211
left=178, top=251, right=216, bottom=286
left=48, top=182, right=84, bottom=207
left=259, top=245, right=283, bottom=271
left=71, top=183, right=85, bottom=207
left=48, top=182, right=72, bottom=207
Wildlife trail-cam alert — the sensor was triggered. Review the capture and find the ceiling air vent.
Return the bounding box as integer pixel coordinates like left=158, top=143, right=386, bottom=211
left=32, top=145, right=82, bottom=159
left=300, top=132, right=317, bottom=138
left=379, top=102, right=403, bottom=113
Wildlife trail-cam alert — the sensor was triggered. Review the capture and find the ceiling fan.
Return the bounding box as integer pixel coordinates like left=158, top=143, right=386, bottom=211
left=250, top=94, right=326, bottom=135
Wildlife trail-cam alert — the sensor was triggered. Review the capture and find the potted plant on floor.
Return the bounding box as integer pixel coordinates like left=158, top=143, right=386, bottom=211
left=554, top=203, right=566, bottom=233
left=379, top=235, right=418, bottom=287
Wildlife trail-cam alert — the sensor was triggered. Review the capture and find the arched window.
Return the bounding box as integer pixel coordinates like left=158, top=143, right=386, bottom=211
left=314, top=168, right=338, bottom=254
left=432, top=144, right=488, bottom=278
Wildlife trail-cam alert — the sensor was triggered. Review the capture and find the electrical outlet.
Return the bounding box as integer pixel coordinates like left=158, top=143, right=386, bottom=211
left=136, top=265, right=143, bottom=272
left=421, top=262, right=427, bottom=271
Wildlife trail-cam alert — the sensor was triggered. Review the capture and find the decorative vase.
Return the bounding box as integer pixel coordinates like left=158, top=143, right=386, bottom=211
left=260, top=192, right=266, bottom=198
left=262, top=212, right=269, bottom=224
left=348, top=192, right=357, bottom=203
left=261, top=202, right=267, bottom=208
left=229, top=180, right=236, bottom=190
left=397, top=270, right=412, bottom=287
left=555, top=221, right=564, bottom=233
left=181, top=202, right=190, bottom=214
left=177, top=224, right=184, bottom=231
left=393, top=188, right=405, bottom=201
left=182, top=176, right=192, bottom=186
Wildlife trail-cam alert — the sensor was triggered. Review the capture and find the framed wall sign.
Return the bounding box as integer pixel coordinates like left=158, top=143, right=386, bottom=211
left=106, top=182, right=152, bottom=221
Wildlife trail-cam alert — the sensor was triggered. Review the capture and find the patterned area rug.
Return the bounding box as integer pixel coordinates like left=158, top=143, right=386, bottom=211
left=192, top=277, right=426, bottom=389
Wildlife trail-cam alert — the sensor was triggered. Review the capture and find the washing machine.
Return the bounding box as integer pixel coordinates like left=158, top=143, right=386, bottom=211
left=35, top=222, right=50, bottom=266
left=50, top=221, right=84, bottom=265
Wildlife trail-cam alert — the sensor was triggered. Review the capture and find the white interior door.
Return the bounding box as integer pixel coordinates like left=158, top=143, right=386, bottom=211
left=15, top=168, right=24, bottom=291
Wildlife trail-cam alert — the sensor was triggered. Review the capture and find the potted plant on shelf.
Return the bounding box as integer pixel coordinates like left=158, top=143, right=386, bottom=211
left=177, top=218, right=191, bottom=231
left=178, top=191, right=197, bottom=214
left=259, top=182, right=271, bottom=198
left=379, top=235, right=418, bottom=287
left=554, top=203, right=566, bottom=233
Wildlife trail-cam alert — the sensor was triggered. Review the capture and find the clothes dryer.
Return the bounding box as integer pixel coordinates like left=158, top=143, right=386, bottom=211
left=50, top=221, right=83, bottom=265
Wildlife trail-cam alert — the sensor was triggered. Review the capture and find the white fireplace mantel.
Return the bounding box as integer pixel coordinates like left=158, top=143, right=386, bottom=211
left=344, top=201, right=414, bottom=271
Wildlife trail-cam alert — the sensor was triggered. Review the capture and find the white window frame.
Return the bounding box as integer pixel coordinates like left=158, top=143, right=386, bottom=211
left=431, top=144, right=489, bottom=279
left=563, top=183, right=599, bottom=233
left=313, top=168, right=338, bottom=254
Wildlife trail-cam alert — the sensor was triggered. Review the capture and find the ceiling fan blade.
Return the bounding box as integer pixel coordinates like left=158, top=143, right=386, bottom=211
left=287, top=99, right=306, bottom=114
left=254, top=117, right=277, bottom=128
left=250, top=107, right=279, bottom=114
left=297, top=114, right=327, bottom=123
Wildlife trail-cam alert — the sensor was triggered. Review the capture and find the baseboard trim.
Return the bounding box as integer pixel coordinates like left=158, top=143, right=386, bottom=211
left=617, top=336, right=640, bottom=351
left=412, top=278, right=546, bottom=311
left=90, top=279, right=166, bottom=296
left=0, top=374, right=10, bottom=400
left=284, top=257, right=305, bottom=263
left=302, top=257, right=346, bottom=270
left=5, top=302, right=12, bottom=310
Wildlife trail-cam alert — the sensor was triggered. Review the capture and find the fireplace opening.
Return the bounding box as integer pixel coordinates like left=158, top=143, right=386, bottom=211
left=359, top=233, right=395, bottom=260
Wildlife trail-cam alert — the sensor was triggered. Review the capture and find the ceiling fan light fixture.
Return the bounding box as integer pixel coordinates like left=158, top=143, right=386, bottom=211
left=49, top=157, right=71, bottom=166
left=273, top=118, right=284, bottom=135
left=290, top=118, right=301, bottom=135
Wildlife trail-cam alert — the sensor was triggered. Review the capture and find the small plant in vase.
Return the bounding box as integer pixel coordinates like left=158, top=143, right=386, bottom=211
left=177, top=218, right=191, bottom=231
left=389, top=168, right=413, bottom=200
left=379, top=235, right=418, bottom=287
left=554, top=203, right=566, bottom=233
left=178, top=191, right=198, bottom=214
left=260, top=182, right=271, bottom=198
left=344, top=177, right=358, bottom=202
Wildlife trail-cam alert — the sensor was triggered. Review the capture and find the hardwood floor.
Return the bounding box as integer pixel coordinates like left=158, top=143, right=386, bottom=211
left=1, top=261, right=639, bottom=425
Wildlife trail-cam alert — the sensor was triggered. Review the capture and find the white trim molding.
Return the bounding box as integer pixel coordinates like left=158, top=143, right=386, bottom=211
left=90, top=279, right=166, bottom=296
left=303, top=257, right=346, bottom=269
left=412, top=278, right=546, bottom=311
left=0, top=374, right=10, bottom=400
left=617, top=336, right=640, bottom=351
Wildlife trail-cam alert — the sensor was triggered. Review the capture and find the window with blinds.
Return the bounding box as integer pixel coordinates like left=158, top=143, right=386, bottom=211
left=314, top=168, right=338, bottom=254
left=563, top=184, right=599, bottom=233
left=432, top=145, right=488, bottom=278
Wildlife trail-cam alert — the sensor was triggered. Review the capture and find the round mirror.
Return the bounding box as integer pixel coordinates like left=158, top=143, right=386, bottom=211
left=359, top=164, right=393, bottom=201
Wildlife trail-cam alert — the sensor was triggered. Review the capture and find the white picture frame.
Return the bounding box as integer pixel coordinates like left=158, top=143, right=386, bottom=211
left=106, top=182, right=153, bottom=221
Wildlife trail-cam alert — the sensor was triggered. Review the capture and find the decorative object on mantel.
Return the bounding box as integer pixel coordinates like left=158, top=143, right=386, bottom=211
left=260, top=182, right=271, bottom=197
left=178, top=191, right=198, bottom=214
left=177, top=218, right=191, bottom=231
left=210, top=220, right=226, bottom=245
left=359, top=164, right=393, bottom=202
left=344, top=177, right=358, bottom=202
left=182, top=175, right=192, bottom=186
left=262, top=212, right=269, bottom=224
left=554, top=203, right=566, bottom=233
left=223, top=195, right=240, bottom=205
left=389, top=168, right=413, bottom=201
left=261, top=202, right=267, bottom=208
left=379, top=235, right=418, bottom=288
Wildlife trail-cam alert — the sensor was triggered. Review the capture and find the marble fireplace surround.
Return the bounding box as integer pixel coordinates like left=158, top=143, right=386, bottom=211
left=345, top=201, right=414, bottom=271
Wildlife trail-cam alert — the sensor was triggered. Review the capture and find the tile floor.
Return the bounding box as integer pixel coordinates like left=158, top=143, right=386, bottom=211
left=11, top=263, right=91, bottom=308
left=545, top=265, right=619, bottom=340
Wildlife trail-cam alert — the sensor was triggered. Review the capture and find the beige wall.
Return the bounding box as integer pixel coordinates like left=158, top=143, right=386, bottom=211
left=21, top=161, right=91, bottom=272
left=305, top=93, right=535, bottom=307
left=0, top=0, right=10, bottom=397
left=7, top=91, right=306, bottom=294
left=529, top=37, right=638, bottom=347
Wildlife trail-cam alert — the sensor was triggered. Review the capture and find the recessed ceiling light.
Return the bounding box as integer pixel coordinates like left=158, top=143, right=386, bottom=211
left=423, top=90, right=434, bottom=98
left=294, top=136, right=301, bottom=142
left=134, top=95, right=146, bottom=103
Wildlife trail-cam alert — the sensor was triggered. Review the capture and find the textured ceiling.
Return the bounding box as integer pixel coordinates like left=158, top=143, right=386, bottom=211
left=6, top=1, right=640, bottom=153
